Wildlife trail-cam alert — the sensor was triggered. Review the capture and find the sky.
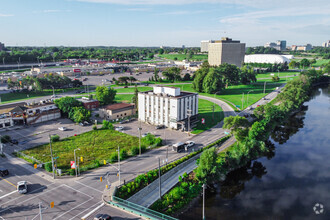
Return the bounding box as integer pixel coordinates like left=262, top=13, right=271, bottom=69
left=1, top=0, right=329, bottom=47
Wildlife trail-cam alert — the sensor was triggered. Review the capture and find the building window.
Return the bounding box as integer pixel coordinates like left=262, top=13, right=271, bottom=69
left=117, top=115, right=119, bottom=118
left=124, top=113, right=126, bottom=116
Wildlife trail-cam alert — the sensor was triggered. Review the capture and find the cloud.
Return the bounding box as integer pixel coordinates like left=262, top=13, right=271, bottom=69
left=0, top=13, right=14, bottom=17
left=121, top=8, right=151, bottom=11
left=157, top=10, right=208, bottom=15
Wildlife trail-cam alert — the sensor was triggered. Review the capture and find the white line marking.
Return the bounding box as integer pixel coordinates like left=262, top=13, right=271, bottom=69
left=74, top=181, right=103, bottom=193
left=53, top=197, right=94, bottom=220
left=0, top=191, right=16, bottom=200
left=70, top=201, right=103, bottom=220
left=62, top=184, right=93, bottom=199
left=0, top=182, right=57, bottom=209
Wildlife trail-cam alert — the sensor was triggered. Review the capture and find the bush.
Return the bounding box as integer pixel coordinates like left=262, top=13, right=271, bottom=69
left=44, top=162, right=52, bottom=172
left=51, top=135, right=60, bottom=142
left=0, top=135, right=11, bottom=143
left=102, top=120, right=114, bottom=130
left=120, top=149, right=128, bottom=160
left=93, top=125, right=97, bottom=130
left=69, top=169, right=75, bottom=176
left=130, top=146, right=140, bottom=156
left=109, top=152, right=118, bottom=163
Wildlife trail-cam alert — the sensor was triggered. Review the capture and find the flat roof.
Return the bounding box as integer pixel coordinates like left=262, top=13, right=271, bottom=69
left=139, top=90, right=197, bottom=98
left=103, top=103, right=134, bottom=111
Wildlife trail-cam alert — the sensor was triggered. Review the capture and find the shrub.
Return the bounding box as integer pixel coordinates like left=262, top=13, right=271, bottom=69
left=44, top=162, right=52, bottom=172
left=102, top=120, right=114, bottom=130
left=130, top=146, right=139, bottom=156
left=69, top=169, right=75, bottom=176
left=110, top=152, right=118, bottom=163
left=51, top=135, right=60, bottom=142
left=0, top=135, right=11, bottom=143
left=92, top=125, right=97, bottom=130
left=120, top=149, right=128, bottom=160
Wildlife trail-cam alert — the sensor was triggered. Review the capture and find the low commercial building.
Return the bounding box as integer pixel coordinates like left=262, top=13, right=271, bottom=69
left=244, top=54, right=291, bottom=64
left=99, top=103, right=136, bottom=120
left=138, top=86, right=198, bottom=130
left=264, top=40, right=286, bottom=51
left=208, top=37, right=245, bottom=67
left=77, top=97, right=100, bottom=110
left=322, top=40, right=330, bottom=48
left=291, top=44, right=312, bottom=51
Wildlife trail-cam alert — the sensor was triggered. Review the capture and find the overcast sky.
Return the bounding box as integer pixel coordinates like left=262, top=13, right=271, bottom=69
left=1, top=0, right=329, bottom=47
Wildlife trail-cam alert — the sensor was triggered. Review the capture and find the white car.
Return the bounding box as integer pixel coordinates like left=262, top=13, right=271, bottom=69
left=58, top=127, right=67, bottom=131
left=17, top=181, right=28, bottom=194
left=142, top=133, right=150, bottom=138
left=185, top=141, right=195, bottom=148
left=115, top=126, right=124, bottom=131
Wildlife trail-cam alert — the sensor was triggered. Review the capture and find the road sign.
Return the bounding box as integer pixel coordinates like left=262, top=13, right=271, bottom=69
left=70, top=161, right=76, bottom=169
left=34, top=164, right=37, bottom=169
left=50, top=202, right=54, bottom=208
left=201, top=118, right=205, bottom=124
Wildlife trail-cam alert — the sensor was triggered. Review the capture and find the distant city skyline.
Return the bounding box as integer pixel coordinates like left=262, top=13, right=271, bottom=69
left=1, top=0, right=329, bottom=47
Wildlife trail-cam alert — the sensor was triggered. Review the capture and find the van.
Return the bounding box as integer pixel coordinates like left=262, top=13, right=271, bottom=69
left=172, top=142, right=185, bottom=153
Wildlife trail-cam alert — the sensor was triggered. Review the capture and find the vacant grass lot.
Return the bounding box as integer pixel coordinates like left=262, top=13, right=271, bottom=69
left=192, top=99, right=223, bottom=134
left=256, top=71, right=299, bottom=79
left=158, top=54, right=208, bottom=61
left=165, top=83, right=282, bottom=110
left=312, top=59, right=330, bottom=67
left=114, top=94, right=134, bottom=102
left=21, top=129, right=142, bottom=173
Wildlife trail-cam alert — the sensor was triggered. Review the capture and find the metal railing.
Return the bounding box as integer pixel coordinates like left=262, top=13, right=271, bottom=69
left=111, top=196, right=177, bottom=220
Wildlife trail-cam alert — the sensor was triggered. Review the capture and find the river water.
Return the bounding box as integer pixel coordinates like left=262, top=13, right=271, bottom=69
left=179, top=86, right=330, bottom=220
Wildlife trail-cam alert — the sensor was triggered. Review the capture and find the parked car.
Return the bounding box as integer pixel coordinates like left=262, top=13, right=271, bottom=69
left=58, top=127, right=67, bottom=131
left=11, top=139, right=19, bottom=145
left=0, top=169, right=9, bottom=177
left=119, top=120, right=126, bottom=124
left=172, top=142, right=185, bottom=153
left=94, top=214, right=112, bottom=220
left=124, top=86, right=128, bottom=88
left=115, top=126, right=124, bottom=131
left=155, top=125, right=165, bottom=129
left=17, top=181, right=28, bottom=194
left=83, top=78, right=88, bottom=81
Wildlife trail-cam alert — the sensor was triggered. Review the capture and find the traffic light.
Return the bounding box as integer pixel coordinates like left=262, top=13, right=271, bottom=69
left=103, top=160, right=106, bottom=165
left=50, top=201, right=54, bottom=208
left=80, top=156, right=83, bottom=162
left=100, top=176, right=103, bottom=182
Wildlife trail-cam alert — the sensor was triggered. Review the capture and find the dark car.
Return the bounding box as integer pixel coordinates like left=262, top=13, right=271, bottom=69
left=124, top=86, right=128, bottom=88
left=11, top=139, right=18, bottom=145
left=94, top=214, right=112, bottom=220
left=155, top=125, right=165, bottom=129
left=0, top=169, right=9, bottom=177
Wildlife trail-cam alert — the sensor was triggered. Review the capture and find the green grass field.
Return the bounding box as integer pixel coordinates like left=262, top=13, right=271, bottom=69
left=114, top=94, right=134, bottom=102
left=192, top=99, right=223, bottom=134
left=158, top=54, right=208, bottom=61
left=256, top=71, right=299, bottom=79
left=20, top=130, right=142, bottom=173
left=166, top=83, right=282, bottom=110
left=312, top=59, right=330, bottom=67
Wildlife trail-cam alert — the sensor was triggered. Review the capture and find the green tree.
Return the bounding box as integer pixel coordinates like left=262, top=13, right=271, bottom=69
left=202, top=68, right=224, bottom=94
left=223, top=116, right=249, bottom=141
left=69, top=107, right=91, bottom=123
left=215, top=63, right=240, bottom=88
left=239, top=66, right=256, bottom=84
left=192, top=61, right=209, bottom=92
left=195, top=147, right=218, bottom=184
left=95, top=86, right=117, bottom=105
left=54, top=97, right=82, bottom=114
left=162, top=67, right=181, bottom=83
left=300, top=59, right=310, bottom=68
left=132, top=85, right=139, bottom=110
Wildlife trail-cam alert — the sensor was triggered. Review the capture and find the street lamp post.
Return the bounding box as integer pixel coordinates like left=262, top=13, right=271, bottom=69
left=74, top=148, right=80, bottom=177
left=241, top=92, right=244, bottom=110
left=117, top=146, right=121, bottom=184
left=263, top=81, right=267, bottom=94
left=202, top=183, right=206, bottom=220
left=158, top=157, right=161, bottom=199
left=50, top=85, right=55, bottom=97
left=246, top=90, right=254, bottom=107
left=49, top=135, right=55, bottom=179
left=138, top=121, right=142, bottom=156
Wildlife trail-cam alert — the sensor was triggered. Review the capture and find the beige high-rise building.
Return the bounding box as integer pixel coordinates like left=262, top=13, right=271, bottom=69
left=208, top=37, right=245, bottom=67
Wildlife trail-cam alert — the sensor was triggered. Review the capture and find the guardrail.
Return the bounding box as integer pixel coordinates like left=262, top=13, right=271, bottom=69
left=111, top=196, right=177, bottom=220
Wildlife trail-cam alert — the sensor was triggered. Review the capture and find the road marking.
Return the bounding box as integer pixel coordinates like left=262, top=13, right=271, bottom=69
left=0, top=191, right=16, bottom=200
left=0, top=182, right=56, bottom=208
left=72, top=201, right=103, bottom=220
left=62, top=184, right=93, bottom=199
left=74, top=181, right=103, bottom=193
left=53, top=197, right=94, bottom=220
left=0, top=176, right=17, bottom=188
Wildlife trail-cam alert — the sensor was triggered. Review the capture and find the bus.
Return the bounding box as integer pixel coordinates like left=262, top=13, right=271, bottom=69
left=172, top=142, right=185, bottom=153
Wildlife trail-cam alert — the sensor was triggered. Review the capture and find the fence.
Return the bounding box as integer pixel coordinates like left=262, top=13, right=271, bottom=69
left=14, top=150, right=44, bottom=164
left=111, top=196, right=177, bottom=220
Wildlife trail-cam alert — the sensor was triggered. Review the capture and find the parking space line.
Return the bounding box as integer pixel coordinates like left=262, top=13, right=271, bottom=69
left=74, top=181, right=103, bottom=193
left=53, top=197, right=94, bottom=220
left=0, top=176, right=17, bottom=188
left=0, top=191, right=16, bottom=200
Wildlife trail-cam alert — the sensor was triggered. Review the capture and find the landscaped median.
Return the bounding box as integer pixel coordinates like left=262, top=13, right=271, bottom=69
left=14, top=127, right=162, bottom=175
left=115, top=135, right=230, bottom=200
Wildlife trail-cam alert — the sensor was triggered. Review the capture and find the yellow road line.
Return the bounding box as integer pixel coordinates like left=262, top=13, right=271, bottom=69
left=0, top=176, right=17, bottom=188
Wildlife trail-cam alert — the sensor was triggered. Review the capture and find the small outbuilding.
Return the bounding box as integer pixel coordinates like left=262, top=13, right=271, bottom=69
left=99, top=103, right=136, bottom=120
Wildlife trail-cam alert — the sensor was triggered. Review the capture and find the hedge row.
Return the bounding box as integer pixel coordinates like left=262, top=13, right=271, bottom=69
left=116, top=135, right=230, bottom=199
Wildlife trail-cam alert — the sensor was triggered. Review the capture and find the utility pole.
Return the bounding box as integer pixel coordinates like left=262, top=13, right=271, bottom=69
left=49, top=135, right=55, bottom=179
left=242, top=93, right=244, bottom=110
left=138, top=121, right=142, bottom=155
left=39, top=202, right=43, bottom=220
left=117, top=146, right=121, bottom=184
left=263, top=81, right=267, bottom=94
left=202, top=184, right=206, bottom=220
left=158, top=157, right=161, bottom=199
left=187, top=109, right=192, bottom=136
left=247, top=90, right=254, bottom=108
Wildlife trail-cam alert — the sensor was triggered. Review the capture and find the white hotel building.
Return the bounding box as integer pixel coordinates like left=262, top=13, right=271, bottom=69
left=138, top=86, right=198, bottom=130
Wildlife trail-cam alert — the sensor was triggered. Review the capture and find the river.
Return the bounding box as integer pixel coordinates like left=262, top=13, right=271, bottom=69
left=179, top=86, right=330, bottom=220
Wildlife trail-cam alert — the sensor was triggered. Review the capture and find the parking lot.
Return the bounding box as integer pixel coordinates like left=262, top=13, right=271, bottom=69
left=116, top=119, right=191, bottom=146
left=0, top=118, right=96, bottom=154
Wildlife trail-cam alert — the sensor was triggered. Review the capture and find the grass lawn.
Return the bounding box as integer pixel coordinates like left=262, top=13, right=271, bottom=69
left=20, top=130, right=144, bottom=174
left=256, top=71, right=299, bottom=79
left=312, top=59, right=330, bottom=67
left=115, top=86, right=153, bottom=93
left=158, top=54, right=208, bottom=61
left=114, top=94, right=134, bottom=102
left=165, top=83, right=282, bottom=110
left=192, top=99, right=224, bottom=134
